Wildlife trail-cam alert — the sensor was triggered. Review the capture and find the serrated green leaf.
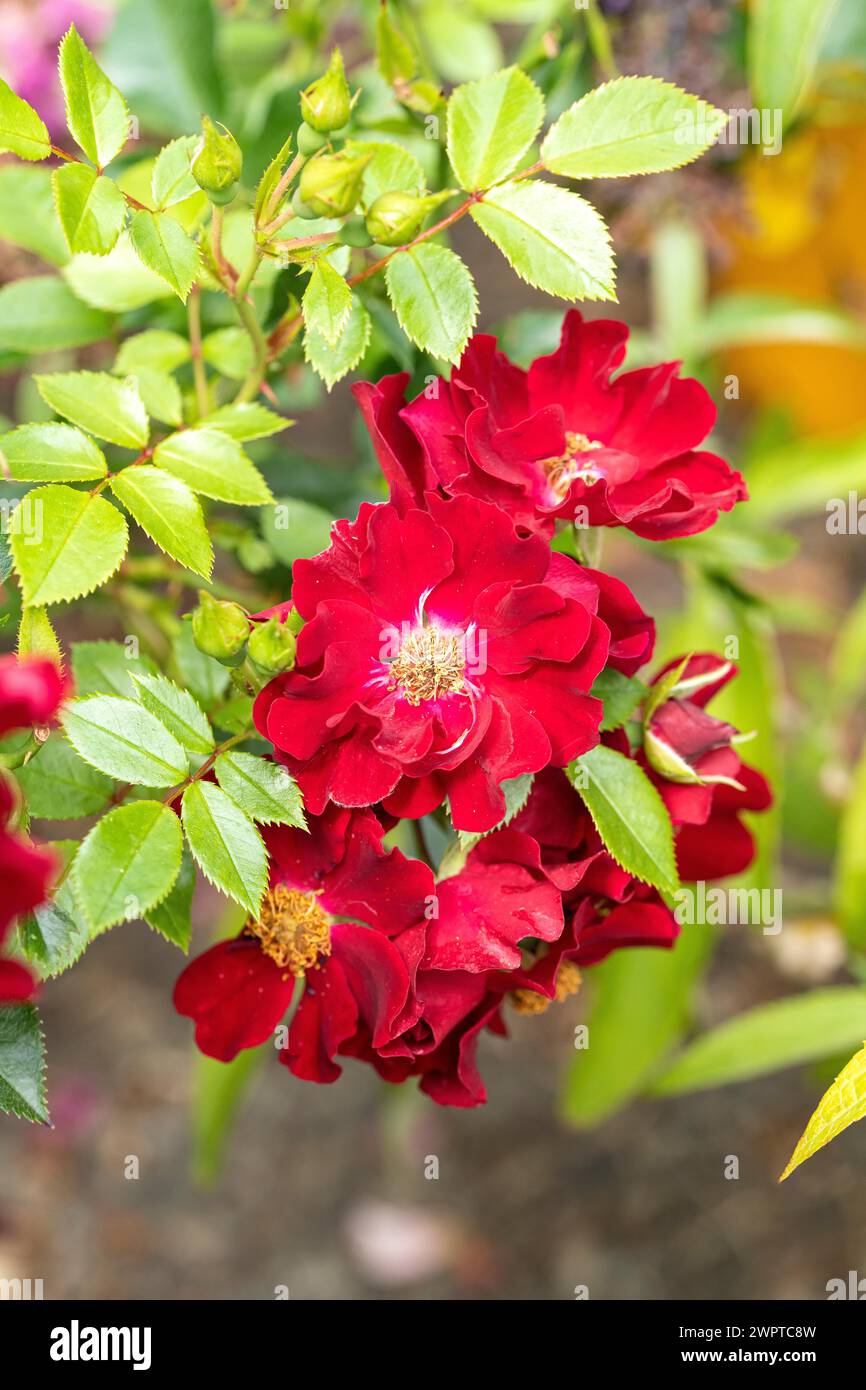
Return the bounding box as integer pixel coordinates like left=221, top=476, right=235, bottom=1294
left=203, top=402, right=291, bottom=442
left=17, top=896, right=91, bottom=979
left=36, top=370, right=148, bottom=449
left=52, top=163, right=126, bottom=256
left=749, top=0, right=842, bottom=130
left=541, top=77, right=727, bottom=180
left=17, top=734, right=112, bottom=818
left=568, top=743, right=679, bottom=898
left=110, top=466, right=212, bottom=577
left=115, top=329, right=190, bottom=374
left=653, top=987, right=866, bottom=1098
left=303, top=294, right=371, bottom=390
left=59, top=23, right=129, bottom=167
left=152, top=134, right=199, bottom=208
left=201, top=326, right=252, bottom=381
left=0, top=78, right=50, bottom=160
left=62, top=694, right=189, bottom=786
left=261, top=496, right=333, bottom=566
left=472, top=179, right=615, bottom=301
left=781, top=1040, right=866, bottom=1181
left=0, top=164, right=69, bottom=265
left=153, top=428, right=273, bottom=505
left=1, top=423, right=106, bottom=483
left=447, top=66, right=544, bottom=191
left=254, top=134, right=293, bottom=223
left=17, top=606, right=62, bottom=663
left=303, top=261, right=352, bottom=348
left=591, top=669, right=647, bottom=732
left=0, top=277, right=111, bottom=353
left=145, top=846, right=195, bottom=951
left=0, top=1004, right=49, bottom=1123
left=71, top=639, right=158, bottom=698
left=214, top=751, right=305, bottom=828
left=345, top=139, right=425, bottom=205
left=0, top=526, right=11, bottom=585
left=181, top=780, right=267, bottom=916
left=131, top=673, right=213, bottom=758
left=63, top=234, right=173, bottom=312
left=123, top=368, right=183, bottom=426
left=74, top=799, right=183, bottom=932
left=384, top=243, right=477, bottom=364
left=129, top=209, right=200, bottom=302
left=10, top=484, right=129, bottom=607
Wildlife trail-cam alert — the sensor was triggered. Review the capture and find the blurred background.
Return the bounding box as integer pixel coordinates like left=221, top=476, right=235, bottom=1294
left=2, top=0, right=866, bottom=1300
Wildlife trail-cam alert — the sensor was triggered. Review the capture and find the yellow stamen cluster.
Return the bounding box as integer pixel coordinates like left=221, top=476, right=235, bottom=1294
left=246, top=885, right=332, bottom=975
left=389, top=626, right=466, bottom=705
left=541, top=431, right=604, bottom=499
left=508, top=960, right=582, bottom=1016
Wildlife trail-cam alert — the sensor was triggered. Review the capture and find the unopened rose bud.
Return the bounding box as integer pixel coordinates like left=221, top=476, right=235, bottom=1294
left=365, top=189, right=450, bottom=246
left=247, top=616, right=297, bottom=680
left=297, top=121, right=329, bottom=156
left=300, top=48, right=352, bottom=134
left=291, top=188, right=320, bottom=220
left=299, top=148, right=373, bottom=218
left=192, top=116, right=242, bottom=205
left=191, top=592, right=249, bottom=666
left=340, top=215, right=373, bottom=248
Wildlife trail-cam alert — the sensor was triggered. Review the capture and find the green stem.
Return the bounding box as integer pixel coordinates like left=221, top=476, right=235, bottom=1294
left=585, top=0, right=619, bottom=80
left=233, top=294, right=268, bottom=404
left=188, top=286, right=208, bottom=419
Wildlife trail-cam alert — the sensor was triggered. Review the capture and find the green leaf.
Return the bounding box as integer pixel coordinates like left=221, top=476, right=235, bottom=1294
left=17, top=735, right=112, bottom=819
left=653, top=987, right=866, bottom=1098
left=59, top=23, right=129, bottom=167
left=748, top=0, right=842, bottom=129
left=0, top=277, right=111, bottom=353
left=122, top=368, right=182, bottom=427
left=748, top=430, right=866, bottom=521
left=447, top=66, right=544, bottom=191
left=115, top=329, right=190, bottom=374
left=17, top=606, right=62, bottom=663
left=568, top=743, right=679, bottom=898
left=303, top=261, right=352, bottom=348
left=153, top=428, right=273, bottom=505
left=202, top=326, right=252, bottom=381
left=62, top=694, right=189, bottom=786
left=254, top=134, right=293, bottom=223
left=541, top=77, right=727, bottom=180
left=145, top=847, right=195, bottom=951
left=1, top=423, right=107, bottom=482
left=10, top=484, right=129, bottom=607
left=73, top=799, right=183, bottom=933
left=472, top=179, right=615, bottom=301
left=101, top=0, right=224, bottom=138
left=129, top=209, right=200, bottom=302
left=346, top=140, right=425, bottom=206
left=17, top=895, right=91, bottom=979
left=214, top=752, right=305, bottom=828
left=36, top=370, right=148, bottom=449
left=591, top=669, right=647, bottom=732
left=52, top=163, right=126, bottom=256
left=110, top=465, right=212, bottom=578
left=834, top=741, right=866, bottom=949
left=0, top=78, right=50, bottom=160
left=172, top=622, right=230, bottom=710
left=203, top=402, right=291, bottom=442
left=181, top=780, right=268, bottom=916
left=0, top=165, right=68, bottom=265
left=0, top=1004, right=49, bottom=1123
left=303, top=294, right=371, bottom=390
left=71, top=639, right=158, bottom=698
left=152, top=134, right=199, bottom=208
left=690, top=291, right=866, bottom=356
left=193, top=1043, right=267, bottom=1185
left=559, top=927, right=712, bottom=1128
left=384, top=243, right=477, bottom=364
left=131, top=673, right=213, bottom=758
left=64, top=235, right=173, bottom=312
left=781, top=1041, right=866, bottom=1181
left=261, top=496, right=333, bottom=566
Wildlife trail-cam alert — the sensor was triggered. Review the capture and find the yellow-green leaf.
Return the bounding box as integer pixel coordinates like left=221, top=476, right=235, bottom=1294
left=780, top=1042, right=866, bottom=1181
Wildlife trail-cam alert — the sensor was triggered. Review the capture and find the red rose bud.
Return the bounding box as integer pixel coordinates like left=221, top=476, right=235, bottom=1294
left=643, top=655, right=745, bottom=788
left=191, top=592, right=249, bottom=666
left=299, top=48, right=352, bottom=134
left=192, top=115, right=242, bottom=205
left=299, top=148, right=373, bottom=218
left=365, top=189, right=451, bottom=247
left=248, top=616, right=297, bottom=681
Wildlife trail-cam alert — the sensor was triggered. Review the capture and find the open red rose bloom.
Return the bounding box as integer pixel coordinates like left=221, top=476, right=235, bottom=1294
left=175, top=311, right=771, bottom=1107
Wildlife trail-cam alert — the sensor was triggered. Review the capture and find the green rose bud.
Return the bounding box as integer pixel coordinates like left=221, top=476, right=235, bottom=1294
left=292, top=187, right=320, bottom=220
left=297, top=121, right=329, bottom=156
left=299, top=148, right=373, bottom=218
left=247, top=616, right=297, bottom=680
left=365, top=189, right=451, bottom=247
left=340, top=215, right=373, bottom=248
left=300, top=48, right=352, bottom=134
left=191, top=115, right=243, bottom=206
left=191, top=592, right=249, bottom=666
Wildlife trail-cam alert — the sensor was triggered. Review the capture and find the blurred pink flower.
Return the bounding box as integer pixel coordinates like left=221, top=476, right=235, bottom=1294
left=0, top=0, right=112, bottom=137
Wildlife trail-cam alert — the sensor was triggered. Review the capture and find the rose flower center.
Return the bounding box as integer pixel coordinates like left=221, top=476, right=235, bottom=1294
left=246, top=885, right=332, bottom=975
left=541, top=431, right=605, bottom=499
left=389, top=625, right=466, bottom=705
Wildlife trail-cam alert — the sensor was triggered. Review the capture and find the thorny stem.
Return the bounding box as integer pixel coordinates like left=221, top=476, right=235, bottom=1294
left=163, top=729, right=251, bottom=807
left=188, top=286, right=208, bottom=419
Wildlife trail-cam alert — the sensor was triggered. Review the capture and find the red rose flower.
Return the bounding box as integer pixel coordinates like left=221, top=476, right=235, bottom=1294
left=354, top=309, right=746, bottom=539
left=255, top=491, right=652, bottom=832
left=0, top=958, right=36, bottom=1004
left=174, top=805, right=433, bottom=1082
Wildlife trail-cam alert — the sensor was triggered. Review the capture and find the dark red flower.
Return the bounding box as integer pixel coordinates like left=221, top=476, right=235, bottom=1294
left=0, top=959, right=36, bottom=1004
left=174, top=805, right=433, bottom=1082
left=255, top=492, right=652, bottom=832
left=354, top=309, right=746, bottom=539
left=0, top=654, right=66, bottom=738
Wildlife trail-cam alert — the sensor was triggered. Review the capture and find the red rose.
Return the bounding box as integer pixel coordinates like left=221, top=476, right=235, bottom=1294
left=354, top=309, right=746, bottom=540
left=254, top=492, right=652, bottom=832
